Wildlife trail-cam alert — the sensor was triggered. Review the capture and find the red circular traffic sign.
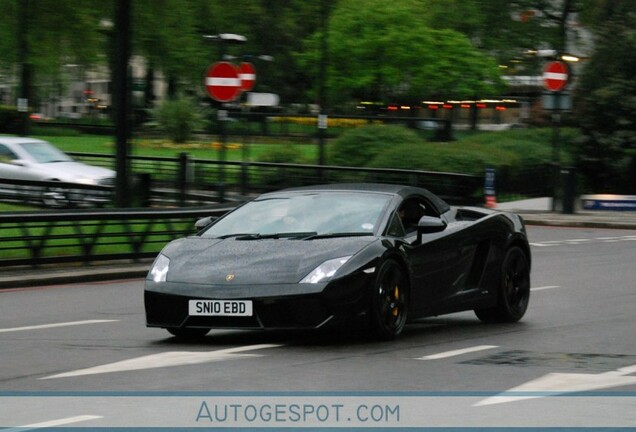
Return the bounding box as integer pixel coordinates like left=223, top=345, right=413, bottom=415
left=205, top=62, right=242, bottom=102
left=238, top=62, right=256, bottom=92
left=543, top=61, right=569, bottom=92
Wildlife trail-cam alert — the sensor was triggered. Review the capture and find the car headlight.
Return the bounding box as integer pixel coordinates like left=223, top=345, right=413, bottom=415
left=73, top=177, right=98, bottom=185
left=300, top=256, right=351, bottom=284
left=149, top=254, right=170, bottom=283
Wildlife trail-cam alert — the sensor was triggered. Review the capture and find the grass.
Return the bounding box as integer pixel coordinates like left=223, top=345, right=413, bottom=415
left=1, top=126, right=578, bottom=213
left=41, top=134, right=320, bottom=163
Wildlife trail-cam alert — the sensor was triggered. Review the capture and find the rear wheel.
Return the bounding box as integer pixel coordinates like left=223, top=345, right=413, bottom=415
left=166, top=327, right=209, bottom=340
left=475, top=246, right=530, bottom=323
left=369, top=260, right=409, bottom=340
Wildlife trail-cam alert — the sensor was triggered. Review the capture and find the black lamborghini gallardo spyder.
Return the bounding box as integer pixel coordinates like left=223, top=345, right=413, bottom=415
left=145, top=184, right=531, bottom=340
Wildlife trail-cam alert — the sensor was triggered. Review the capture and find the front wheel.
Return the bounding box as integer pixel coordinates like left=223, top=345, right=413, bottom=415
left=368, top=260, right=409, bottom=340
left=475, top=246, right=530, bottom=323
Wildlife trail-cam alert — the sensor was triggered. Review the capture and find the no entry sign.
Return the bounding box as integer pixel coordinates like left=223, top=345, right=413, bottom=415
left=543, top=61, right=569, bottom=92
left=238, top=62, right=256, bottom=92
left=205, top=62, right=242, bottom=102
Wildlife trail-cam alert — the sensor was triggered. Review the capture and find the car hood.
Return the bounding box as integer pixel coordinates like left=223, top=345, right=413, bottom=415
left=36, top=162, right=115, bottom=183
left=162, top=236, right=377, bottom=285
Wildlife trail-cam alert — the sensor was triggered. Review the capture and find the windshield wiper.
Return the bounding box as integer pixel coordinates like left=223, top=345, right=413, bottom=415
left=217, top=233, right=257, bottom=239
left=234, top=232, right=318, bottom=240
left=303, top=232, right=374, bottom=240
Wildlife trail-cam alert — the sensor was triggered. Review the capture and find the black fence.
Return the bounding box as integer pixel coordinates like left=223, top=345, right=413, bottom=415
left=0, top=205, right=234, bottom=267
left=0, top=157, right=484, bottom=267
left=67, top=152, right=483, bottom=207
left=33, top=112, right=453, bottom=141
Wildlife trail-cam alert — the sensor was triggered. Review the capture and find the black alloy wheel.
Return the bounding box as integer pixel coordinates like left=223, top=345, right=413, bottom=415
left=475, top=246, right=530, bottom=323
left=369, top=259, right=409, bottom=340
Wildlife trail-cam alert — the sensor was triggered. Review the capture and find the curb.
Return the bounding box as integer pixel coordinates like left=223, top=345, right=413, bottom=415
left=519, top=214, right=636, bottom=231
left=0, top=265, right=149, bottom=290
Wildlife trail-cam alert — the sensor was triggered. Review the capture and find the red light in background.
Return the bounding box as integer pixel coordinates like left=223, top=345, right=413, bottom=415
left=496, top=106, right=506, bottom=111
left=387, top=105, right=398, bottom=111
left=428, top=105, right=439, bottom=110
left=460, top=104, right=471, bottom=109
left=442, top=104, right=453, bottom=110
left=476, top=103, right=487, bottom=109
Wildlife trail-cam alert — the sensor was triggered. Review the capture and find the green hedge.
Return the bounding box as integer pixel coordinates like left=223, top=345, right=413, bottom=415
left=0, top=105, right=23, bottom=134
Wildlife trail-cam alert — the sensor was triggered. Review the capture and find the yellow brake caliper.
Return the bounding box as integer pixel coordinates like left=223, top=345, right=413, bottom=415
left=392, top=285, right=400, bottom=317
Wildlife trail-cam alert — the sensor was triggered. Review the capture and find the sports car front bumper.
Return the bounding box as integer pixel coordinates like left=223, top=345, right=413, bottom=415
left=144, top=272, right=373, bottom=330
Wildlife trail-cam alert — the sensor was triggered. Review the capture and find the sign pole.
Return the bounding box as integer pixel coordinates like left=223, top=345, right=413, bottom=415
left=542, top=60, right=569, bottom=212
left=205, top=62, right=245, bottom=203
left=551, top=100, right=561, bottom=211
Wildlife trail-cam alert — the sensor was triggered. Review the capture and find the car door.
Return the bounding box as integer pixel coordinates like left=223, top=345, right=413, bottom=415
left=398, top=198, right=482, bottom=316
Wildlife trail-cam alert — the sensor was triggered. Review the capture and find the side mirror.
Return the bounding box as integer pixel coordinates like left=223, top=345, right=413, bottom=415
left=11, top=159, right=26, bottom=167
left=416, top=216, right=447, bottom=244
left=194, top=216, right=217, bottom=231
left=417, top=216, right=447, bottom=234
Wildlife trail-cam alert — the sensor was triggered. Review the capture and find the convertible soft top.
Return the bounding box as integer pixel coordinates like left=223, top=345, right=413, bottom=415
left=273, top=183, right=451, bottom=215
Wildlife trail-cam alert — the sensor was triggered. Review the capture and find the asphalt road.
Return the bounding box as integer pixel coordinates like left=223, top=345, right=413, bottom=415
left=2, top=225, right=636, bottom=429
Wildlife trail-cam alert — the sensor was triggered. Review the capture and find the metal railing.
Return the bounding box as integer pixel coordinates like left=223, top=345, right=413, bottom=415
left=0, top=205, right=234, bottom=267
left=0, top=156, right=483, bottom=268
left=68, top=152, right=484, bottom=207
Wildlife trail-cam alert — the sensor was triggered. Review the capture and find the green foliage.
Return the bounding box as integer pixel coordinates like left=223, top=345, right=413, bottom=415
left=133, top=0, right=203, bottom=89
left=29, top=126, right=83, bottom=137
left=255, top=144, right=312, bottom=189
left=297, top=0, right=504, bottom=104
left=257, top=145, right=307, bottom=164
left=151, top=97, right=205, bottom=144
left=0, top=105, right=22, bottom=134
left=573, top=1, right=636, bottom=192
left=328, top=124, right=422, bottom=167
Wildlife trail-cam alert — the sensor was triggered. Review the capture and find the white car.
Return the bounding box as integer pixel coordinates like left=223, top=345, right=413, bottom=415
left=0, top=136, right=116, bottom=206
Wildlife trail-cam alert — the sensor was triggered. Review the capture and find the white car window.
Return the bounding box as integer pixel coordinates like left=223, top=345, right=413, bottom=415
left=19, top=142, right=73, bottom=163
left=0, top=145, right=18, bottom=164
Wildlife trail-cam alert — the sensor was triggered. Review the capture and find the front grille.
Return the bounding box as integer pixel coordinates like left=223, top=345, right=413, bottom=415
left=98, top=177, right=116, bottom=187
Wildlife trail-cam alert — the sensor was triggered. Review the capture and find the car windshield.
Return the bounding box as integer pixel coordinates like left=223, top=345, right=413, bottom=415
left=201, top=191, right=392, bottom=238
left=18, top=142, right=74, bottom=163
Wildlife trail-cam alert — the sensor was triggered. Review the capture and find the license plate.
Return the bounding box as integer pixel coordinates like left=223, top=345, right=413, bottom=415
left=189, top=300, right=253, bottom=317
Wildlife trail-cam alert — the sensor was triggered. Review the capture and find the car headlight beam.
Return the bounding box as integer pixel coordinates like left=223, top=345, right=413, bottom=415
left=150, top=254, right=170, bottom=283
left=300, top=256, right=351, bottom=284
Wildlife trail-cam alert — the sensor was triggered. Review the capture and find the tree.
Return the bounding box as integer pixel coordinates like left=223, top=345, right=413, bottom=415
left=573, top=0, right=636, bottom=192
left=424, top=0, right=586, bottom=74
left=296, top=0, right=504, bottom=109
left=133, top=0, right=203, bottom=100
left=0, top=0, right=105, bottom=107
left=193, top=0, right=331, bottom=104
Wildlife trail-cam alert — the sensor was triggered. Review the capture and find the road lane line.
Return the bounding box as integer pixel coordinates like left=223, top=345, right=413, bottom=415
left=416, top=345, right=498, bottom=360
left=41, top=344, right=282, bottom=379
left=475, top=364, right=636, bottom=406
left=0, top=320, right=118, bottom=333
left=2, top=415, right=103, bottom=431
left=531, top=285, right=560, bottom=292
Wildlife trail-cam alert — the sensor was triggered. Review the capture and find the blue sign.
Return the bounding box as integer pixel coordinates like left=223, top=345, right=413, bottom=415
left=581, top=194, right=636, bottom=211
left=484, top=168, right=496, bottom=196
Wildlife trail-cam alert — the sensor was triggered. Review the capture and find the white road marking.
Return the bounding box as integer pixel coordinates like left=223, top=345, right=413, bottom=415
left=416, top=345, right=498, bottom=360
left=2, top=415, right=102, bottom=431
left=0, top=320, right=118, bottom=334
left=475, top=364, right=636, bottom=406
left=41, top=344, right=282, bottom=379
left=531, top=235, right=636, bottom=248
left=531, top=285, right=560, bottom=292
